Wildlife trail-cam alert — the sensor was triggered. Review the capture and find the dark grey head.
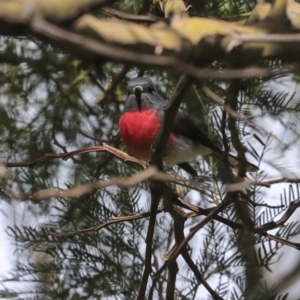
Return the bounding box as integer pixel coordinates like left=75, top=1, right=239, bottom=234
left=123, top=77, right=166, bottom=113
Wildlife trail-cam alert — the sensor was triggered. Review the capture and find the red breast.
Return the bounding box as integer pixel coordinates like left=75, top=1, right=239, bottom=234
left=119, top=109, right=176, bottom=160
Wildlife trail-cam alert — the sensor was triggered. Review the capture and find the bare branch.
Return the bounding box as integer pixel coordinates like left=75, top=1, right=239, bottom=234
left=153, top=195, right=233, bottom=279
left=4, top=145, right=146, bottom=169
left=181, top=251, right=224, bottom=300
left=137, top=181, right=162, bottom=300
left=29, top=18, right=297, bottom=80
left=253, top=197, right=300, bottom=233
left=202, top=84, right=244, bottom=120
left=176, top=197, right=300, bottom=250
left=7, top=166, right=171, bottom=202
left=166, top=260, right=178, bottom=300
left=235, top=32, right=300, bottom=43
left=101, top=7, right=161, bottom=22
left=34, top=209, right=163, bottom=237
left=164, top=192, right=224, bottom=300
left=95, top=65, right=130, bottom=104
left=149, top=74, right=192, bottom=167
left=258, top=177, right=300, bottom=186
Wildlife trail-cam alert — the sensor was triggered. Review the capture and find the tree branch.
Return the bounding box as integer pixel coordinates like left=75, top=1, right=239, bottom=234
left=33, top=210, right=162, bottom=237
left=7, top=167, right=175, bottom=202
left=101, top=7, right=160, bottom=22
left=137, top=181, right=162, bottom=300
left=29, top=18, right=297, bottom=81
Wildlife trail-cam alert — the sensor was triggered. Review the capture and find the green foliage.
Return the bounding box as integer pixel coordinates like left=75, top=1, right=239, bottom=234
left=0, top=1, right=300, bottom=300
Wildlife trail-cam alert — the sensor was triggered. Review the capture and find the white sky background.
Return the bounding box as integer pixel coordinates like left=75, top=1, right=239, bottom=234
left=1, top=75, right=300, bottom=299
left=0, top=201, right=12, bottom=275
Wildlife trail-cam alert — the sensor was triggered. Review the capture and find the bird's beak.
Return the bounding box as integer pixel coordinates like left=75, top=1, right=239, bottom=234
left=133, top=86, right=143, bottom=112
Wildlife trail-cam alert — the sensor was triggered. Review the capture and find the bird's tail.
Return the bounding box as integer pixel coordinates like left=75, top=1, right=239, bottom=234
left=211, top=151, right=259, bottom=172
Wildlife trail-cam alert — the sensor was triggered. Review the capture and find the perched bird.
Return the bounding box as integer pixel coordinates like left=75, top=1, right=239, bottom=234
left=119, top=77, right=258, bottom=175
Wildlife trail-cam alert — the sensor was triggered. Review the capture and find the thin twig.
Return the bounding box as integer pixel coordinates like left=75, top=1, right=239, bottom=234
left=258, top=177, right=300, bottom=186
left=202, top=84, right=244, bottom=120
left=4, top=145, right=146, bottom=169
left=78, top=130, right=119, bottom=144
left=149, top=74, right=192, bottom=166
left=101, top=7, right=161, bottom=22
left=33, top=209, right=162, bottom=237
left=137, top=181, right=162, bottom=300
left=220, top=99, right=231, bottom=172
left=236, top=32, right=300, bottom=43
left=181, top=252, right=224, bottom=300
left=8, top=167, right=171, bottom=202
left=252, top=197, right=300, bottom=233
left=153, top=195, right=233, bottom=278
left=227, top=80, right=247, bottom=177
left=95, top=65, right=130, bottom=104
left=165, top=197, right=224, bottom=300
left=175, top=196, right=300, bottom=251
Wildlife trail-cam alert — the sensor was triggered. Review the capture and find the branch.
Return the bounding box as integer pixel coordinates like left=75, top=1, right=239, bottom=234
left=30, top=17, right=179, bottom=67
left=201, top=84, right=244, bottom=120
left=224, top=80, right=255, bottom=230
left=176, top=197, right=300, bottom=251
left=34, top=209, right=163, bottom=237
left=257, top=177, right=300, bottom=186
left=4, top=145, right=146, bottom=169
left=29, top=18, right=297, bottom=80
left=137, top=181, right=163, bottom=300
left=181, top=252, right=224, bottom=300
left=101, top=7, right=160, bottom=22
left=137, top=75, right=192, bottom=299
left=7, top=166, right=174, bottom=202
left=149, top=74, right=192, bottom=166
left=227, top=80, right=248, bottom=177
left=235, top=32, right=300, bottom=43
left=153, top=195, right=233, bottom=278
left=166, top=260, right=178, bottom=300
left=252, top=197, right=300, bottom=233
left=95, top=65, right=130, bottom=104
left=164, top=195, right=224, bottom=300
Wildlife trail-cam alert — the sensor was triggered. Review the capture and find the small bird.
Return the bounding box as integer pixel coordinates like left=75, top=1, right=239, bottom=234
left=119, top=77, right=258, bottom=175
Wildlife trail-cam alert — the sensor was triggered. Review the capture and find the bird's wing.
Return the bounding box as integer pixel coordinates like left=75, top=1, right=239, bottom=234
left=173, top=111, right=222, bottom=154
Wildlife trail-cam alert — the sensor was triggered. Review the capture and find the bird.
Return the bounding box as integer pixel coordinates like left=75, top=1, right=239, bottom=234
left=119, top=77, right=258, bottom=176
